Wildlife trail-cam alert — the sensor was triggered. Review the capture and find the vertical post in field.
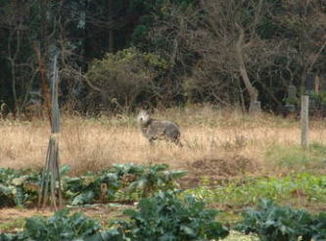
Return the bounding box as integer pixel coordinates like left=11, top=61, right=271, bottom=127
left=38, top=51, right=62, bottom=210
left=301, top=95, right=309, bottom=149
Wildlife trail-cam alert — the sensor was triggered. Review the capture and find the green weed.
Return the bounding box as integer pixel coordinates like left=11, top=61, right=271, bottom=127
left=186, top=173, right=326, bottom=208
left=0, top=218, right=25, bottom=233
left=266, top=143, right=326, bottom=173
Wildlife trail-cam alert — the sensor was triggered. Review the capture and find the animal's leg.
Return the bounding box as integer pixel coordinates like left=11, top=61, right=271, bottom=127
left=149, top=137, right=155, bottom=145
left=169, top=134, right=182, bottom=147
left=174, top=138, right=183, bottom=147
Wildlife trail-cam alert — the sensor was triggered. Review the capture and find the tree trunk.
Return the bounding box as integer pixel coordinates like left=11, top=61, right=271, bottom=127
left=235, top=25, right=261, bottom=114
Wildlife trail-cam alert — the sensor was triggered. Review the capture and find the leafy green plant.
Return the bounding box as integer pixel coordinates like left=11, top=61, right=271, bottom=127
left=310, top=212, right=326, bottom=241
left=0, top=209, right=102, bottom=241
left=0, top=233, right=25, bottom=241
left=111, top=191, right=229, bottom=241
left=63, top=173, right=112, bottom=206
left=0, top=193, right=228, bottom=241
left=24, top=209, right=100, bottom=241
left=0, top=168, right=40, bottom=207
left=64, top=163, right=186, bottom=205
left=236, top=199, right=326, bottom=241
left=125, top=163, right=186, bottom=196
left=0, top=164, right=186, bottom=207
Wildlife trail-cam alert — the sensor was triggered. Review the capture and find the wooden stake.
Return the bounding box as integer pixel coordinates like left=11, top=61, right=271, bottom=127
left=301, top=95, right=309, bottom=149
left=38, top=51, right=62, bottom=210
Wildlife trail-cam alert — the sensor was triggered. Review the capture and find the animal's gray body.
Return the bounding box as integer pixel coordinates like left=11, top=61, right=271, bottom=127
left=137, top=110, right=182, bottom=146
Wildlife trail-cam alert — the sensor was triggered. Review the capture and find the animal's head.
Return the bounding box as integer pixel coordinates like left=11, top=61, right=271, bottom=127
left=137, top=110, right=150, bottom=125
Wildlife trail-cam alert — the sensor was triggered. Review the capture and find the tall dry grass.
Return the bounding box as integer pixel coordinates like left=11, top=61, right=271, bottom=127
left=1, top=105, right=326, bottom=177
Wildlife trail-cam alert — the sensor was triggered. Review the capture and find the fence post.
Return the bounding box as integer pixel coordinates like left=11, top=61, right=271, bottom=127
left=300, top=95, right=309, bottom=149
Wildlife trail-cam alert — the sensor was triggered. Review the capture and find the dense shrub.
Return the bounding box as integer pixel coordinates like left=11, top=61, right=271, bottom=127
left=85, top=47, right=168, bottom=112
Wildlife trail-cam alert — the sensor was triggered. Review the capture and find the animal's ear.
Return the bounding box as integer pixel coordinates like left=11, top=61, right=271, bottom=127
left=135, top=108, right=142, bottom=116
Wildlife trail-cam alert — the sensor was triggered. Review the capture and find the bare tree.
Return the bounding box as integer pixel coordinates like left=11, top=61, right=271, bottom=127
left=235, top=24, right=261, bottom=113
left=192, top=0, right=275, bottom=112
left=286, top=0, right=326, bottom=91
left=3, top=1, right=38, bottom=117
left=157, top=0, right=325, bottom=112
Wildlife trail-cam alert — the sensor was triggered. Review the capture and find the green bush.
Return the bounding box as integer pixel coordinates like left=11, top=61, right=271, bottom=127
left=236, top=199, right=326, bottom=241
left=86, top=47, right=168, bottom=111
left=111, top=191, right=229, bottom=241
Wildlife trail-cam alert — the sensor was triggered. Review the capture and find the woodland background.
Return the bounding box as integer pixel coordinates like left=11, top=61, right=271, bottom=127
left=0, top=0, right=325, bottom=116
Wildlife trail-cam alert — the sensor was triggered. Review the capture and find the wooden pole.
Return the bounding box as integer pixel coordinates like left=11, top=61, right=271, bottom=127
left=38, top=50, right=62, bottom=210
left=301, top=95, right=309, bottom=149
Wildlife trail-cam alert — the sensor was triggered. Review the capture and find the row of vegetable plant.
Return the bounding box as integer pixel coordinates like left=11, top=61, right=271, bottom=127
left=2, top=165, right=325, bottom=209
left=1, top=193, right=325, bottom=241
left=0, top=164, right=186, bottom=207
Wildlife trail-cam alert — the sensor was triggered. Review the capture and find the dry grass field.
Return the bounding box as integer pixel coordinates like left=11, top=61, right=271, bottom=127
left=1, top=105, right=325, bottom=181
left=1, top=105, right=326, bottom=238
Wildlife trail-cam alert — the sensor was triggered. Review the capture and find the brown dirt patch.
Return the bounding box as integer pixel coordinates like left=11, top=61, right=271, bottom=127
left=181, top=154, right=260, bottom=187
